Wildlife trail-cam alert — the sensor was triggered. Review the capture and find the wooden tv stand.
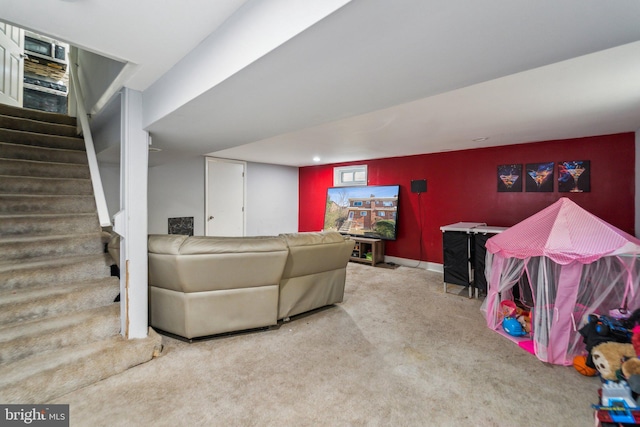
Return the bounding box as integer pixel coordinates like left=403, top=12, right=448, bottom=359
left=349, top=237, right=385, bottom=266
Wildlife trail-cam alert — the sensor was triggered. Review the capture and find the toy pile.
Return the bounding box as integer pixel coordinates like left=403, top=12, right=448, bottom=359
left=499, top=300, right=531, bottom=337
left=578, top=309, right=640, bottom=425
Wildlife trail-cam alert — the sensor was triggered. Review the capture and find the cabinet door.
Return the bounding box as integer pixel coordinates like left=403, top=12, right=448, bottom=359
left=443, top=232, right=470, bottom=286
left=474, top=233, right=493, bottom=292
left=0, top=22, right=24, bottom=107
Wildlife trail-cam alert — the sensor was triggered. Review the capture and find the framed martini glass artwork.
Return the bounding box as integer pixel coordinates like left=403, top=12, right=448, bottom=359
left=525, top=162, right=554, bottom=192
left=558, top=160, right=590, bottom=192
left=497, top=164, right=522, bottom=192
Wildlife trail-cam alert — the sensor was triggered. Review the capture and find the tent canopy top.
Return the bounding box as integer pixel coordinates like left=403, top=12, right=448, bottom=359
left=485, top=198, right=640, bottom=265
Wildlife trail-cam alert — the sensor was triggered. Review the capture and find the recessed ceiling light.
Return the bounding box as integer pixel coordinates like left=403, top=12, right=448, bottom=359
left=472, top=137, right=489, bottom=142
left=313, top=156, right=321, bottom=162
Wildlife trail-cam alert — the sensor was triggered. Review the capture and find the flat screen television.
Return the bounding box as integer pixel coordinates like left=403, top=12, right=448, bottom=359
left=323, top=184, right=400, bottom=240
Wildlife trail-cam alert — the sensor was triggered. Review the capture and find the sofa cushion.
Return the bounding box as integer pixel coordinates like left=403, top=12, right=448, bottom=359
left=148, top=235, right=289, bottom=293
left=149, top=285, right=279, bottom=339
left=148, top=234, right=189, bottom=254
left=279, top=231, right=347, bottom=247
left=178, top=236, right=287, bottom=254
left=279, top=232, right=353, bottom=279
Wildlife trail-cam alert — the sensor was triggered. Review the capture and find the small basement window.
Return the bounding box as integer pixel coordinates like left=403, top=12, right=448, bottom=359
left=334, top=165, right=367, bottom=187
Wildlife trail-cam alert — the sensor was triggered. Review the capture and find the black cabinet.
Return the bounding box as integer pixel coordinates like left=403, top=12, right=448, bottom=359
left=440, top=223, right=506, bottom=298
left=440, top=222, right=485, bottom=297
left=472, top=226, right=508, bottom=295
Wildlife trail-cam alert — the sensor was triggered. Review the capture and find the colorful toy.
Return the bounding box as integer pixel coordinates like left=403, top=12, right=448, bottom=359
left=601, top=380, right=637, bottom=407
left=591, top=342, right=636, bottom=381
left=499, top=300, right=517, bottom=321
left=622, top=358, right=640, bottom=378
left=573, top=354, right=598, bottom=376
left=502, top=316, right=527, bottom=337
left=592, top=314, right=633, bottom=341
left=632, top=325, right=640, bottom=356
left=594, top=368, right=640, bottom=425
left=580, top=314, right=633, bottom=369
left=514, top=307, right=531, bottom=334
left=593, top=401, right=640, bottom=425
left=620, top=357, right=640, bottom=396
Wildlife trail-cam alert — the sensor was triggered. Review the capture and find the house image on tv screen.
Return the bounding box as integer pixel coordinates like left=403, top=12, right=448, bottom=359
left=324, top=185, right=399, bottom=240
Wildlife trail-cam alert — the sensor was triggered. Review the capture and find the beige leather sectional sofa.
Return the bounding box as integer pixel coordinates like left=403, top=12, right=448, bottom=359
left=109, top=231, right=354, bottom=339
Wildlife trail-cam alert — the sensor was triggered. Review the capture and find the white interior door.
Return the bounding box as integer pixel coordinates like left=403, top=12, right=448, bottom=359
left=0, top=22, right=24, bottom=107
left=205, top=158, right=245, bottom=237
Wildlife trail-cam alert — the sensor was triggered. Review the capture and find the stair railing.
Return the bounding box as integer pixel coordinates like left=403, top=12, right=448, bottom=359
left=68, top=49, right=111, bottom=227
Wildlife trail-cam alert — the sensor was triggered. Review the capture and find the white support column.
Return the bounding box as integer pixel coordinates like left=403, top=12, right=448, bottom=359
left=115, top=88, right=149, bottom=339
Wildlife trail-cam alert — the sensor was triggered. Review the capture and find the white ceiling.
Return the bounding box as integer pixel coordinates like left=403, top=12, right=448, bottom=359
left=3, top=0, right=640, bottom=167
left=0, top=0, right=250, bottom=91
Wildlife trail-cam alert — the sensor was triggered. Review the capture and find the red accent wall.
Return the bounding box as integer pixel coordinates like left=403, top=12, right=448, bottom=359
left=299, top=133, right=635, bottom=264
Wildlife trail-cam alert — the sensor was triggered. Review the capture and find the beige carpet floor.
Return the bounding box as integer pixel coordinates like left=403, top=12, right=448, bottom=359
left=51, top=262, right=600, bottom=426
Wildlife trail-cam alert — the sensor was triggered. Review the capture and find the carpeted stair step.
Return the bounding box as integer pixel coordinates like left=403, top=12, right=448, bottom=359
left=0, top=194, right=96, bottom=215
left=0, top=232, right=107, bottom=261
left=0, top=277, right=119, bottom=327
left=0, top=328, right=163, bottom=404
left=0, top=141, right=88, bottom=164
left=0, top=304, right=120, bottom=364
left=0, top=158, right=90, bottom=179
left=0, top=213, right=99, bottom=236
left=0, top=104, right=162, bottom=407
left=0, top=128, right=84, bottom=151
left=0, top=175, right=93, bottom=195
left=0, top=114, right=77, bottom=137
left=0, top=253, right=112, bottom=292
left=0, top=104, right=76, bottom=126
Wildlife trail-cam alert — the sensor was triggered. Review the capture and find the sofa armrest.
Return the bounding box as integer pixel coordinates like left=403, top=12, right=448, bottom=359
left=107, top=233, right=121, bottom=268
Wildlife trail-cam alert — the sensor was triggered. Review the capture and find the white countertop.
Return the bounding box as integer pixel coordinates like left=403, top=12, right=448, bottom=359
left=439, top=222, right=487, bottom=232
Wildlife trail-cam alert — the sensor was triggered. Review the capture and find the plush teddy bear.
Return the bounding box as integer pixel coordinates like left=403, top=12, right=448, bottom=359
left=515, top=307, right=531, bottom=333
left=591, top=342, right=636, bottom=381
left=621, top=358, right=640, bottom=397
left=622, top=358, right=640, bottom=379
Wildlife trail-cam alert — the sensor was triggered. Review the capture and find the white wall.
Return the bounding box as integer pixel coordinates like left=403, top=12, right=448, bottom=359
left=91, top=93, right=122, bottom=155
left=147, top=157, right=298, bottom=236
left=93, top=94, right=123, bottom=222
left=246, top=162, right=299, bottom=236
left=98, top=162, right=120, bottom=220
left=148, top=156, right=206, bottom=235
left=76, top=48, right=126, bottom=114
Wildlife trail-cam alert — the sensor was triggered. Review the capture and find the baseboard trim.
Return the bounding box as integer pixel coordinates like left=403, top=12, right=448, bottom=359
left=383, top=255, right=443, bottom=273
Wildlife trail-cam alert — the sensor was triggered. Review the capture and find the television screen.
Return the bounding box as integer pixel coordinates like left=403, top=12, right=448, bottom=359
left=323, top=185, right=400, bottom=240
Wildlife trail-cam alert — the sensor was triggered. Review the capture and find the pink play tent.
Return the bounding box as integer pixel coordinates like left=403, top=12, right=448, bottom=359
left=480, top=198, right=640, bottom=365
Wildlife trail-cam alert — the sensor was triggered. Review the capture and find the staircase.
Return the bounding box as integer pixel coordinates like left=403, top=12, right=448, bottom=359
left=0, top=104, right=162, bottom=403
left=339, top=219, right=353, bottom=234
